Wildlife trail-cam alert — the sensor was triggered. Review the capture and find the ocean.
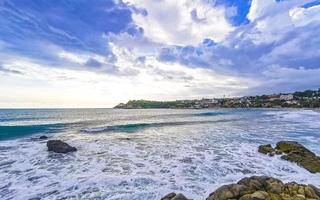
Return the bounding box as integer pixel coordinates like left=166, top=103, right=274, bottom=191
left=0, top=108, right=319, bottom=199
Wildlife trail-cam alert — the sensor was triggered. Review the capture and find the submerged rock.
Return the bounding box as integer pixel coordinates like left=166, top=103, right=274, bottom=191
left=207, top=176, right=320, bottom=200
left=161, top=193, right=189, bottom=200
left=258, top=141, right=320, bottom=173
left=39, top=135, right=48, bottom=140
left=47, top=140, right=77, bottom=153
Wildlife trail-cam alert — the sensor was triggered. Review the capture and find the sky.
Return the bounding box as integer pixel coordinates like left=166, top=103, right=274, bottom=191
left=0, top=0, right=320, bottom=108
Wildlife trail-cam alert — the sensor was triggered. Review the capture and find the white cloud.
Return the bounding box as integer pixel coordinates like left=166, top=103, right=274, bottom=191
left=290, top=5, right=320, bottom=27
left=124, top=0, right=234, bottom=46
left=247, top=0, right=314, bottom=22
left=57, top=50, right=108, bottom=65
left=243, top=0, right=318, bottom=44
left=247, top=0, right=276, bottom=21
left=2, top=0, right=320, bottom=108
left=0, top=43, right=258, bottom=107
left=58, top=51, right=88, bottom=64
left=108, top=42, right=257, bottom=99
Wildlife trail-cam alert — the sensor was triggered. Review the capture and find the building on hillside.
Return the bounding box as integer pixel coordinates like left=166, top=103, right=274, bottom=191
left=267, top=94, right=281, bottom=101
left=280, top=94, right=294, bottom=101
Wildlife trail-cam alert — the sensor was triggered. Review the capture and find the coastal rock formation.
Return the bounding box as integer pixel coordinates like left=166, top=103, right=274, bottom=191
left=161, top=193, right=189, bottom=200
left=206, top=176, right=320, bottom=200
left=258, top=141, right=320, bottom=173
left=161, top=176, right=320, bottom=200
left=258, top=144, right=275, bottom=155
left=47, top=140, right=77, bottom=153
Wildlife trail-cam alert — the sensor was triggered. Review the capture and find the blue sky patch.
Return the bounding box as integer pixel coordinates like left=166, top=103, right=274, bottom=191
left=215, top=0, right=251, bottom=26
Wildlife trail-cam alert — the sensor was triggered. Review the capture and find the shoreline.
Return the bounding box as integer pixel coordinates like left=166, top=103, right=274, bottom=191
left=114, top=107, right=319, bottom=110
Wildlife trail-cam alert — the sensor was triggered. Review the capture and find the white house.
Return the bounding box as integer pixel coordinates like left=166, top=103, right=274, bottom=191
left=280, top=94, right=294, bottom=101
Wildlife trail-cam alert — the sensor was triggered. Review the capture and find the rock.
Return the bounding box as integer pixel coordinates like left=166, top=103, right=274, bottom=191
left=39, top=135, right=48, bottom=140
left=309, top=184, right=320, bottom=197
left=161, top=193, right=188, bottom=200
left=239, top=194, right=252, bottom=200
left=47, top=140, right=77, bottom=153
left=258, top=141, right=320, bottom=173
left=258, top=144, right=274, bottom=155
left=161, top=193, right=176, bottom=200
left=268, top=152, right=275, bottom=157
left=172, top=193, right=188, bottom=200
left=303, top=185, right=318, bottom=199
left=266, top=180, right=283, bottom=194
left=238, top=176, right=268, bottom=191
left=250, top=191, right=268, bottom=199
left=276, top=141, right=320, bottom=173
left=207, top=176, right=320, bottom=200
left=207, top=184, right=252, bottom=200
left=275, top=141, right=304, bottom=153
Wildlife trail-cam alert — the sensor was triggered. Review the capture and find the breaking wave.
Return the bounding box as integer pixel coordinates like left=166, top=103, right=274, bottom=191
left=193, top=111, right=227, bottom=116
left=82, top=119, right=233, bottom=133
left=0, top=123, right=68, bottom=140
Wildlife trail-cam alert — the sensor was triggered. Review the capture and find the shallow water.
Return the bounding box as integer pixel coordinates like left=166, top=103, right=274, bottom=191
left=0, top=108, right=319, bottom=200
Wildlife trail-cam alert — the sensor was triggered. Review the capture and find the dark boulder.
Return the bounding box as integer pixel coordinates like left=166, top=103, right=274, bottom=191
left=39, top=135, right=48, bottom=140
left=47, top=140, right=77, bottom=153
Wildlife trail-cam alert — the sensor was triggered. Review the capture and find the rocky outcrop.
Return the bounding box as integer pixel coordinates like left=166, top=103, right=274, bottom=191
left=47, top=140, right=77, bottom=153
left=207, top=176, right=320, bottom=200
left=258, top=141, right=320, bottom=173
left=39, top=135, right=48, bottom=140
left=258, top=144, right=275, bottom=155
left=161, top=193, right=189, bottom=200
left=161, top=176, right=320, bottom=200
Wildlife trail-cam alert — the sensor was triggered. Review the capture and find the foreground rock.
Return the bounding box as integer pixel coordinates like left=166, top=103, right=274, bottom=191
left=47, top=140, right=77, bottom=153
left=207, top=176, right=320, bottom=200
left=258, top=141, right=320, bottom=173
left=161, top=193, right=189, bottom=200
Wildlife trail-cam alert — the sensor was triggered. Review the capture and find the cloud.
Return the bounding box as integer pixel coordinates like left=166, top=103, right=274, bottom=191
left=109, top=42, right=258, bottom=97
left=1, top=0, right=320, bottom=107
left=0, top=64, right=22, bottom=75
left=58, top=51, right=88, bottom=65
left=0, top=0, right=133, bottom=58
left=85, top=58, right=103, bottom=68
left=149, top=0, right=320, bottom=95
left=123, top=0, right=234, bottom=45
left=290, top=4, right=320, bottom=27
left=0, top=40, right=258, bottom=107
left=253, top=65, right=320, bottom=94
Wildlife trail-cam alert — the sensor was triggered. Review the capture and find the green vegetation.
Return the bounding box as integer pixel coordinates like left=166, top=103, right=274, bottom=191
left=115, top=88, right=320, bottom=109
left=114, top=100, right=196, bottom=109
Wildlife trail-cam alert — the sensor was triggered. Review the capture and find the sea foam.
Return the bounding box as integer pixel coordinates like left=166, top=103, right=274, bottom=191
left=0, top=108, right=319, bottom=199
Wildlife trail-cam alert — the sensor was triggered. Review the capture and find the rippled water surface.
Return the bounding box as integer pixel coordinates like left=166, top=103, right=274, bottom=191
left=0, top=108, right=319, bottom=200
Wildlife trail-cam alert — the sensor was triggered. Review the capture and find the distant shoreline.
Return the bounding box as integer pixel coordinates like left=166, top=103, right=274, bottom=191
left=114, top=89, right=320, bottom=109
left=0, top=107, right=318, bottom=110
left=114, top=107, right=319, bottom=110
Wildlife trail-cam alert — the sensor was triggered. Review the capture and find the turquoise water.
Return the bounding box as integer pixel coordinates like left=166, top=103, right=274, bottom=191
left=0, top=108, right=319, bottom=199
